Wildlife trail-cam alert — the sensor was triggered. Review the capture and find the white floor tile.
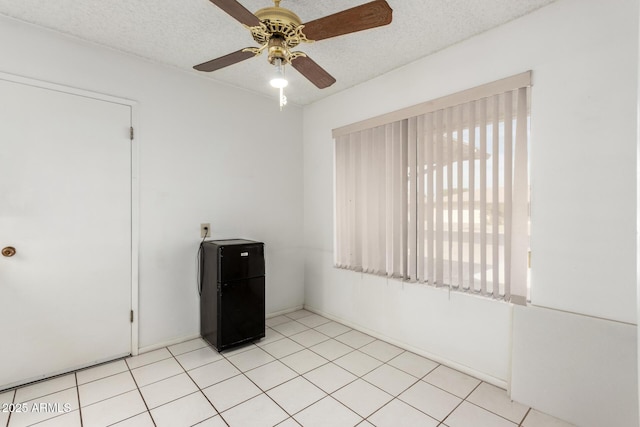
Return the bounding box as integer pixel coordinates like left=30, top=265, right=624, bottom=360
left=193, top=415, right=228, bottom=426
left=220, top=343, right=257, bottom=357
left=314, top=321, right=352, bottom=338
left=15, top=374, right=76, bottom=403
left=357, top=421, right=375, bottom=427
left=131, top=358, right=184, bottom=387
left=0, top=390, right=14, bottom=427
left=467, top=383, right=529, bottom=424
left=398, top=381, right=461, bottom=421
left=289, top=329, right=329, bottom=348
left=309, top=339, right=353, bottom=361
left=227, top=347, right=275, bottom=372
left=244, top=361, right=298, bottom=391
left=9, top=387, right=79, bottom=427
left=445, top=401, right=516, bottom=427
left=139, top=373, right=198, bottom=409
left=423, top=365, right=481, bottom=399
left=126, top=348, right=172, bottom=370
left=111, top=412, right=155, bottom=426
left=362, top=364, right=417, bottom=396
left=280, top=349, right=329, bottom=375
left=295, top=314, right=331, bottom=328
left=202, top=374, right=262, bottom=412
left=522, top=409, right=577, bottom=427
left=221, top=394, right=288, bottom=427
left=29, top=410, right=81, bottom=427
left=332, top=379, right=392, bottom=418
left=368, top=398, right=439, bottom=427
left=260, top=338, right=305, bottom=359
left=334, top=330, right=376, bottom=349
left=150, top=392, right=216, bottom=427
left=266, top=315, right=291, bottom=327
left=189, top=359, right=241, bottom=389
left=176, top=346, right=223, bottom=371
left=285, top=310, right=314, bottom=320
left=78, top=371, right=137, bottom=407
left=303, top=363, right=357, bottom=394
left=334, top=350, right=383, bottom=377
left=293, top=396, right=362, bottom=427
left=271, top=321, right=309, bottom=337
left=267, top=377, right=326, bottom=415
left=387, top=352, right=439, bottom=379
left=168, top=338, right=209, bottom=356
left=81, top=389, right=146, bottom=427
left=76, top=360, right=128, bottom=385
left=255, top=328, right=286, bottom=346
left=359, top=340, right=404, bottom=362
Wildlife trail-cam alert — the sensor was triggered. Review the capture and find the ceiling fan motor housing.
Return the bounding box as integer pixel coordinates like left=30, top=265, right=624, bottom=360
left=250, top=3, right=310, bottom=65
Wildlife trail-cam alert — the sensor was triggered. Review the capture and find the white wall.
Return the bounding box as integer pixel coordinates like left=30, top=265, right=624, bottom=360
left=303, top=0, right=638, bottom=424
left=0, top=16, right=305, bottom=349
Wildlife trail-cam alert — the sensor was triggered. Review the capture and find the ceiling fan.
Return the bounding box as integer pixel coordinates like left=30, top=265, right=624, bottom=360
left=194, top=0, right=393, bottom=92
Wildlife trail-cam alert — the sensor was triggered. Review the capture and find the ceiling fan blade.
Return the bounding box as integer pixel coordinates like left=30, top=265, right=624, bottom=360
left=292, top=56, right=336, bottom=89
left=302, top=0, right=392, bottom=41
left=194, top=49, right=256, bottom=72
left=208, top=0, right=260, bottom=27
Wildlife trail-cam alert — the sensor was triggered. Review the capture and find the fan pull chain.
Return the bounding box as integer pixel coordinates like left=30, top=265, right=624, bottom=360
left=279, top=87, right=287, bottom=111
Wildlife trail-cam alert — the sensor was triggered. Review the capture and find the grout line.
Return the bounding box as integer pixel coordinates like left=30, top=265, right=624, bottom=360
left=519, top=407, right=532, bottom=426
left=5, top=390, right=15, bottom=427
left=75, top=373, right=83, bottom=427
left=126, top=355, right=157, bottom=427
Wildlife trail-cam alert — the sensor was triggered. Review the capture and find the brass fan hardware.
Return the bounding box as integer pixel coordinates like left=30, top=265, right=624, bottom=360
left=2, top=246, right=16, bottom=257
left=195, top=0, right=393, bottom=104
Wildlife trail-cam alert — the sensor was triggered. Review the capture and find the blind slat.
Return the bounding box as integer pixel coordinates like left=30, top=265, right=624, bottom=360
left=425, top=113, right=435, bottom=285
left=456, top=105, right=464, bottom=289
left=435, top=110, right=444, bottom=286
left=417, top=115, right=425, bottom=282
left=504, top=92, right=513, bottom=300
left=446, top=107, right=454, bottom=289
left=468, top=101, right=476, bottom=292
left=492, top=94, right=500, bottom=298
left=479, top=98, right=487, bottom=295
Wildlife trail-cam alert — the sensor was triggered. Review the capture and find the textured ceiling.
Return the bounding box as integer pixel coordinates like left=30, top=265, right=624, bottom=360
left=0, top=0, right=556, bottom=105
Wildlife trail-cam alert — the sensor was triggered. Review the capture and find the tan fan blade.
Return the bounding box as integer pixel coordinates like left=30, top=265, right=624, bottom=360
left=292, top=56, right=336, bottom=89
left=208, top=0, right=260, bottom=27
left=194, top=49, right=256, bottom=72
left=302, top=0, right=392, bottom=41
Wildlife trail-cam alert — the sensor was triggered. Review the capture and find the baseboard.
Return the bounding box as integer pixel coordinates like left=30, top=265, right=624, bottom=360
left=303, top=304, right=508, bottom=390
left=267, top=305, right=304, bottom=319
left=137, top=333, right=201, bottom=355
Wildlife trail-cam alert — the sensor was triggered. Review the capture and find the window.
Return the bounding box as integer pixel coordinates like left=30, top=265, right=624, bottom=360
left=334, top=73, right=530, bottom=303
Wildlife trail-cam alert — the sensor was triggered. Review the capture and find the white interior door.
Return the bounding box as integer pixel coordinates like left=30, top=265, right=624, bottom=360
left=0, top=77, right=132, bottom=390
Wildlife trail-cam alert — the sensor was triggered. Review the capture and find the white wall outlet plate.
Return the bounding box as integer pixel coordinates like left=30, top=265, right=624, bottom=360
left=200, top=223, right=210, bottom=238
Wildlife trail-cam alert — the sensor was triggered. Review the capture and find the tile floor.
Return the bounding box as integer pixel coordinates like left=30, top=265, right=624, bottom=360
left=0, top=309, right=576, bottom=427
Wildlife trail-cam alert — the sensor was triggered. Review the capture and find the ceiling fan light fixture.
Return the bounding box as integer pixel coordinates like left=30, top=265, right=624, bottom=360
left=269, top=58, right=288, bottom=88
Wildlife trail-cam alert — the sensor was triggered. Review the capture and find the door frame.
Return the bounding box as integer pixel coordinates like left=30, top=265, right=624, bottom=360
left=0, top=71, right=140, bottom=357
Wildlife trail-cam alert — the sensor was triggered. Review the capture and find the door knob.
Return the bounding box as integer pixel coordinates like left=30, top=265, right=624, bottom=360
left=2, top=247, right=16, bottom=257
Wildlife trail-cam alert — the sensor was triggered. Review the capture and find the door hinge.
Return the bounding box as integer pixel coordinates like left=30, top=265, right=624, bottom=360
left=130, top=127, right=134, bottom=140
left=130, top=310, right=134, bottom=323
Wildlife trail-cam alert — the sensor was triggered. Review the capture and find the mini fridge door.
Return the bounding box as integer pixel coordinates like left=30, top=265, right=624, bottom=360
left=218, top=276, right=265, bottom=349
left=218, top=243, right=265, bottom=281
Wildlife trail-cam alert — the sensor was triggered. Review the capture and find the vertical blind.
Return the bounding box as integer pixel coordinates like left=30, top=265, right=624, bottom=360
left=334, top=73, right=530, bottom=303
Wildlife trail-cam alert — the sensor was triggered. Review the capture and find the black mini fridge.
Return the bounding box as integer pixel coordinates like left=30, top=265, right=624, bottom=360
left=200, top=239, right=265, bottom=351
